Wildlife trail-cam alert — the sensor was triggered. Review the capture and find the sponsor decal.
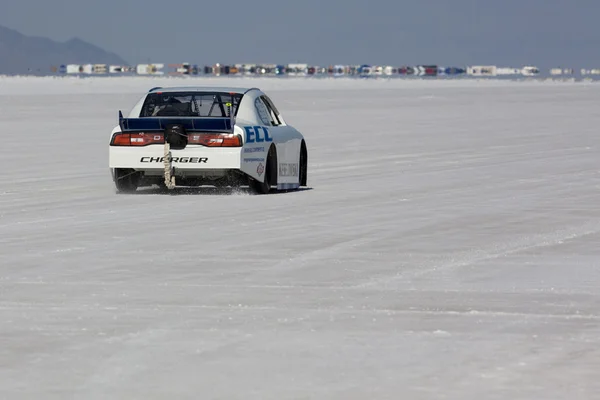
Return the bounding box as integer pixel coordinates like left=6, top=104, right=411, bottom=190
left=257, top=163, right=265, bottom=176
left=140, top=157, right=208, bottom=163
left=279, top=163, right=298, bottom=177
left=244, top=147, right=265, bottom=153
left=244, top=126, right=273, bottom=144
left=243, top=157, right=265, bottom=163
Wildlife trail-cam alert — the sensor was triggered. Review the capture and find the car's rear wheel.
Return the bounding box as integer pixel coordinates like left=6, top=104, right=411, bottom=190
left=299, top=140, right=308, bottom=187
left=114, top=168, right=140, bottom=193
left=250, top=145, right=277, bottom=194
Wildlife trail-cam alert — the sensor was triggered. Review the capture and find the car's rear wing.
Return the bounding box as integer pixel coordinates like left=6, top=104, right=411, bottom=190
left=118, top=111, right=234, bottom=133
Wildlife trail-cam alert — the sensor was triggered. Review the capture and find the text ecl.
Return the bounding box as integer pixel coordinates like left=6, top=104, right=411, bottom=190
left=245, top=126, right=273, bottom=144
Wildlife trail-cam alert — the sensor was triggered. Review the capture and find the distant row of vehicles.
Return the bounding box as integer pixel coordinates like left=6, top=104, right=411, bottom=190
left=54, top=63, right=551, bottom=77
left=53, top=63, right=600, bottom=78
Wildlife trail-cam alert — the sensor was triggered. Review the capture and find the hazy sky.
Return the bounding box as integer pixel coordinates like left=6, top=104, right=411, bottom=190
left=2, top=0, right=599, bottom=67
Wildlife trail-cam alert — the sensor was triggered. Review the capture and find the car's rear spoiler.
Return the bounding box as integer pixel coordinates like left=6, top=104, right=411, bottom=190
left=118, top=111, right=234, bottom=133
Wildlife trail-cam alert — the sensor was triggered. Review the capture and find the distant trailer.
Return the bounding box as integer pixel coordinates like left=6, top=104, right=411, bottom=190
left=66, top=64, right=93, bottom=74
left=254, top=65, right=268, bottom=75
left=212, top=64, right=223, bottom=76
left=171, top=63, right=199, bottom=75
left=424, top=65, right=438, bottom=76
left=550, top=68, right=574, bottom=76
left=216, top=65, right=240, bottom=75
left=383, top=66, right=397, bottom=76
left=168, top=63, right=191, bottom=75
left=413, top=66, right=438, bottom=76
left=237, top=64, right=257, bottom=75
left=274, top=65, right=286, bottom=75
left=136, top=64, right=164, bottom=75
left=65, top=64, right=78, bottom=74
left=93, top=64, right=107, bottom=74
left=467, top=66, right=497, bottom=77
left=496, top=67, right=521, bottom=76
left=260, top=64, right=278, bottom=75
left=347, top=65, right=360, bottom=76
left=109, top=65, right=126, bottom=73
left=287, top=63, right=308, bottom=76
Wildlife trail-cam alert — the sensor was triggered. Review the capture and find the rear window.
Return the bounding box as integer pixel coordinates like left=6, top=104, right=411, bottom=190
left=140, top=92, right=243, bottom=118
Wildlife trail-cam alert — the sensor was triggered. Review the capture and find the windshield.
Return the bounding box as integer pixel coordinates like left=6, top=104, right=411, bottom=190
left=140, top=92, right=243, bottom=118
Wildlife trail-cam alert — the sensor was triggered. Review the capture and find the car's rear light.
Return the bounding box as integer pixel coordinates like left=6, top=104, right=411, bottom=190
left=111, top=132, right=164, bottom=146
left=188, top=133, right=242, bottom=147
left=111, top=132, right=242, bottom=147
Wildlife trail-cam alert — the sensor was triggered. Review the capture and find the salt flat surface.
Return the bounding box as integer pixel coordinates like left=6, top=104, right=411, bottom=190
left=1, top=77, right=600, bottom=399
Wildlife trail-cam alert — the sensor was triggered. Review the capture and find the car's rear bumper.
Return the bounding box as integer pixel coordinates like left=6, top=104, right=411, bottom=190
left=109, top=146, right=242, bottom=170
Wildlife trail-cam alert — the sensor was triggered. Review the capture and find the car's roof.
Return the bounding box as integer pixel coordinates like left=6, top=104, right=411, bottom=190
left=148, top=86, right=259, bottom=95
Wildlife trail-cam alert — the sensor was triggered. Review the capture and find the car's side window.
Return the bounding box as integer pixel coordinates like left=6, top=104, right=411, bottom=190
left=260, top=95, right=282, bottom=126
left=254, top=97, right=272, bottom=126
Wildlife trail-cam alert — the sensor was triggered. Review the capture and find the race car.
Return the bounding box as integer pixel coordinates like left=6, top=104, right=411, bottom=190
left=109, top=87, right=308, bottom=194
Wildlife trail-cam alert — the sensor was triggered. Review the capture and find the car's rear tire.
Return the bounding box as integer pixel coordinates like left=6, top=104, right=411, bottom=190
left=114, top=168, right=140, bottom=193
left=299, top=140, right=308, bottom=187
left=250, top=145, right=277, bottom=194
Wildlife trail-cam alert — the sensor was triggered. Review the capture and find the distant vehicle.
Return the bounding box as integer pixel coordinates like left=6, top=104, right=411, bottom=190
left=359, top=65, right=373, bottom=77
left=550, top=68, right=574, bottom=76
left=383, top=66, right=396, bottom=76
left=66, top=64, right=92, bottom=74
left=333, top=65, right=346, bottom=76
left=109, top=87, right=308, bottom=194
left=581, top=69, right=600, bottom=76
left=496, top=67, right=521, bottom=76
left=398, top=66, right=415, bottom=75
left=420, top=65, right=438, bottom=76
left=286, top=64, right=308, bottom=76
left=521, top=66, right=540, bottom=76
left=442, top=67, right=466, bottom=76
left=136, top=64, right=164, bottom=75
left=467, top=66, right=497, bottom=77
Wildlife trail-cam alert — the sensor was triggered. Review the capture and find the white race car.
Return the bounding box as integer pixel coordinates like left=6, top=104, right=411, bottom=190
left=109, top=86, right=308, bottom=194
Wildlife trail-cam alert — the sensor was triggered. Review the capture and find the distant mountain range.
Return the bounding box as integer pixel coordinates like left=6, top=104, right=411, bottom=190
left=0, top=25, right=127, bottom=75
